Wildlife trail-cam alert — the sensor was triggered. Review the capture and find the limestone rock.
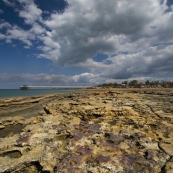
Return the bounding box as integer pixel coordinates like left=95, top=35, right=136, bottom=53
left=0, top=89, right=173, bottom=172
left=160, top=143, right=173, bottom=156
left=0, top=125, right=5, bottom=129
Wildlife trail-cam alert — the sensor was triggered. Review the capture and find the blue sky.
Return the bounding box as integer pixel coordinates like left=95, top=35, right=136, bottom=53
left=0, top=0, right=173, bottom=88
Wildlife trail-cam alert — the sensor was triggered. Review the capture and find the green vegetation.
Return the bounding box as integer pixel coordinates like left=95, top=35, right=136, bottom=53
left=97, top=80, right=173, bottom=88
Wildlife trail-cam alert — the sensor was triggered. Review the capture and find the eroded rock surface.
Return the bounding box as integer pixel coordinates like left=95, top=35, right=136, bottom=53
left=0, top=89, right=173, bottom=172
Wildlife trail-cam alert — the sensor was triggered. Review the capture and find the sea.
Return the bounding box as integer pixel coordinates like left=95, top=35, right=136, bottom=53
left=0, top=89, right=81, bottom=98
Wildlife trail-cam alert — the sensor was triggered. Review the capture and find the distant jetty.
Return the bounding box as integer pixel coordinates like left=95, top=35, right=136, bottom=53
left=20, top=85, right=90, bottom=90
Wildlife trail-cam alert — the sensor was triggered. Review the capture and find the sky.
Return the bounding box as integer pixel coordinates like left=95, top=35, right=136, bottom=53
left=0, top=0, right=173, bottom=88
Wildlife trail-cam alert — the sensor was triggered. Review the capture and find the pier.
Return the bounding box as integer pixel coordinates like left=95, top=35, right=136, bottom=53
left=20, top=85, right=90, bottom=90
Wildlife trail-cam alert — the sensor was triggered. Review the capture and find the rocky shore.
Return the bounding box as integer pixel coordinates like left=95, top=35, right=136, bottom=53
left=0, top=89, right=173, bottom=173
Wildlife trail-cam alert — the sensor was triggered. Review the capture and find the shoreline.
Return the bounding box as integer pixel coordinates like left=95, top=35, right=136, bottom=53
left=0, top=92, right=81, bottom=118
left=0, top=88, right=84, bottom=99
left=0, top=88, right=173, bottom=172
left=0, top=89, right=87, bottom=119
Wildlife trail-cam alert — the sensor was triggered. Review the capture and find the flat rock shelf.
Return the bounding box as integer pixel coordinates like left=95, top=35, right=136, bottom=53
left=0, top=88, right=173, bottom=173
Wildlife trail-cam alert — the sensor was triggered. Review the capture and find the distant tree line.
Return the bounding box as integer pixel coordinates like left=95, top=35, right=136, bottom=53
left=97, top=80, right=173, bottom=88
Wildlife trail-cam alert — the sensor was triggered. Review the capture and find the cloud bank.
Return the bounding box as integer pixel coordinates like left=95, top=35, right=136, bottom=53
left=1, top=0, right=173, bottom=86
left=1, top=73, right=172, bottom=89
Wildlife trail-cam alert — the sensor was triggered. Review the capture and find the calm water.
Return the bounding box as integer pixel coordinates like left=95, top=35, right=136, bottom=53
left=0, top=89, right=80, bottom=98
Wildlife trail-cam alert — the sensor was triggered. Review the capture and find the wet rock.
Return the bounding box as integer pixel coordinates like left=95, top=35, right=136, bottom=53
left=0, top=124, right=24, bottom=138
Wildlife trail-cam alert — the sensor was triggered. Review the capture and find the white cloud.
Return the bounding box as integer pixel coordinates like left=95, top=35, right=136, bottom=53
left=43, top=11, right=50, bottom=14
left=6, top=26, right=34, bottom=46
left=0, top=73, right=92, bottom=88
left=0, top=33, right=6, bottom=39
left=0, top=21, right=11, bottom=29
left=37, top=35, right=60, bottom=61
left=2, top=0, right=15, bottom=7
left=5, top=39, right=12, bottom=43
left=79, top=44, right=173, bottom=79
left=18, top=1, right=42, bottom=24
left=44, top=0, right=171, bottom=65
left=1, top=72, right=173, bottom=89
left=1, top=0, right=173, bottom=83
left=0, top=9, right=3, bottom=13
left=1, top=0, right=58, bottom=53
left=71, top=73, right=96, bottom=83
left=40, top=35, right=60, bottom=49
left=29, top=23, right=45, bottom=34
left=24, top=45, right=30, bottom=49
left=3, top=0, right=42, bottom=24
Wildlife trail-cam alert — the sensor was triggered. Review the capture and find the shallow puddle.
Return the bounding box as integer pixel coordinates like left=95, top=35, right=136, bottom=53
left=0, top=124, right=24, bottom=138
left=2, top=150, right=22, bottom=158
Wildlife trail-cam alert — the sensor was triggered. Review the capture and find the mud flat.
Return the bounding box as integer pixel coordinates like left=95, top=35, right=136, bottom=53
left=0, top=89, right=173, bottom=172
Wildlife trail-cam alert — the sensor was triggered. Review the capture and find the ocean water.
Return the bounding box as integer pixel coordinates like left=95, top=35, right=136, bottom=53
left=0, top=89, right=81, bottom=98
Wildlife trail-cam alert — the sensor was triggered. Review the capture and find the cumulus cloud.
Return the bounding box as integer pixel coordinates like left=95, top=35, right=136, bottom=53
left=1, top=22, right=48, bottom=47
left=6, top=25, right=34, bottom=46
left=1, top=0, right=173, bottom=84
left=44, top=0, right=171, bottom=64
left=29, top=23, right=45, bottom=34
left=3, top=0, right=42, bottom=24
left=37, top=34, right=61, bottom=61
left=18, top=0, right=42, bottom=24
left=78, top=43, right=173, bottom=80
left=1, top=0, right=59, bottom=53
left=105, top=44, right=173, bottom=79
